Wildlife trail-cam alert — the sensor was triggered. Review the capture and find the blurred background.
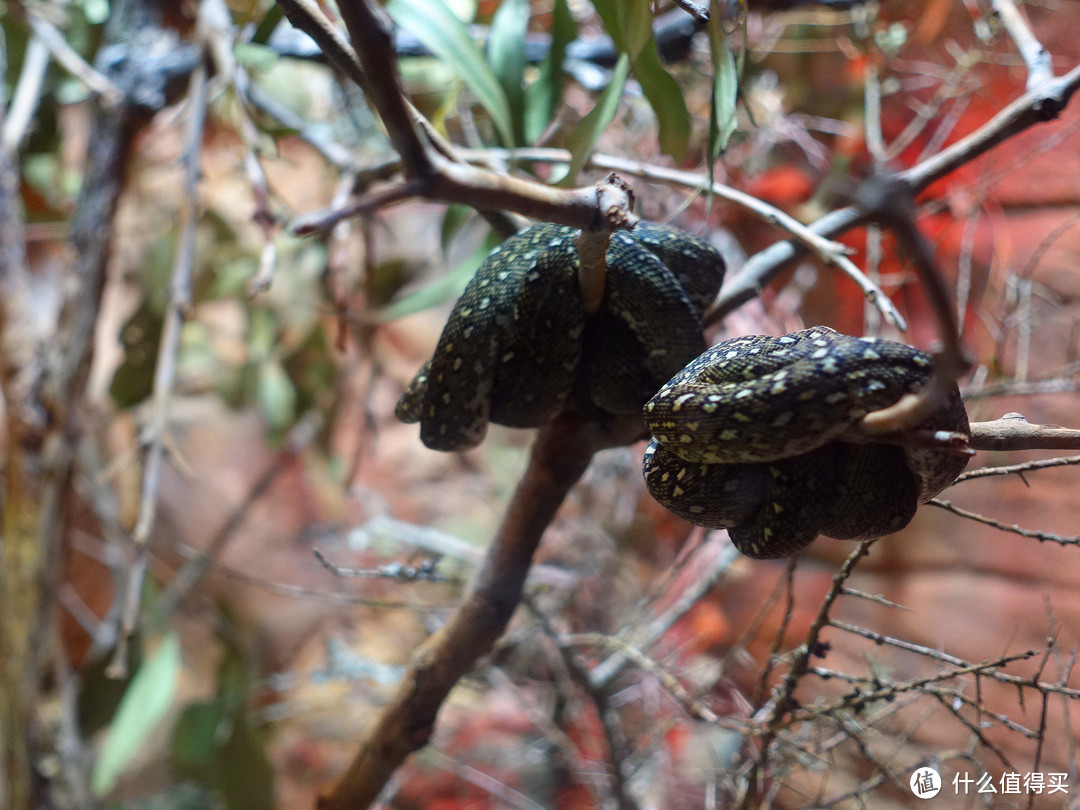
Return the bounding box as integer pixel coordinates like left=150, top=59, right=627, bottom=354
left=4, top=0, right=1080, bottom=807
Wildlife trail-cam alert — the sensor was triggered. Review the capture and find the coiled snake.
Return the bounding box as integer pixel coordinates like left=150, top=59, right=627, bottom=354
left=396, top=222, right=726, bottom=450
left=396, top=224, right=969, bottom=558
left=643, top=328, right=969, bottom=558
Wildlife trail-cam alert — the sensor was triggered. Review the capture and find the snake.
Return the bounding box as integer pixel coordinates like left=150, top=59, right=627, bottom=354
left=395, top=221, right=726, bottom=450
left=396, top=225, right=969, bottom=559
left=642, top=327, right=970, bottom=558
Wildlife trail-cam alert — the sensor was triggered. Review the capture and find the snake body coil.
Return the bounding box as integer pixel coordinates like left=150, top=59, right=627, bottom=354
left=396, top=224, right=968, bottom=560
left=396, top=222, right=726, bottom=450
left=642, top=328, right=970, bottom=558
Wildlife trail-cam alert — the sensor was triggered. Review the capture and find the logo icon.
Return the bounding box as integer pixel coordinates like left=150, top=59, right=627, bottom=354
left=911, top=766, right=942, bottom=799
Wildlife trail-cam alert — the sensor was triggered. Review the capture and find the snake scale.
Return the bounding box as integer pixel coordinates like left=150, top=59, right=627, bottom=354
left=397, top=223, right=969, bottom=558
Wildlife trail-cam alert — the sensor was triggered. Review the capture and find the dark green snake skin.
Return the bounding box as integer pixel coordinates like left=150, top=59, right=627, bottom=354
left=395, top=222, right=726, bottom=450
left=642, top=327, right=970, bottom=558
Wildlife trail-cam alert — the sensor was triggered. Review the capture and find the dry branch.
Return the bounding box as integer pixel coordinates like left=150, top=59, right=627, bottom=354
left=706, top=61, right=1080, bottom=325
left=318, top=412, right=643, bottom=809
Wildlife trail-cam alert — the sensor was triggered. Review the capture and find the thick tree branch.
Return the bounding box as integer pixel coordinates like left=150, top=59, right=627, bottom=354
left=318, top=412, right=643, bottom=810
left=277, top=0, right=634, bottom=236
left=968, top=413, right=1080, bottom=452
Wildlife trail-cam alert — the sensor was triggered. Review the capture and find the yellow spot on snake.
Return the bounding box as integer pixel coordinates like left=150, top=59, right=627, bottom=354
left=673, top=486, right=685, bottom=497
left=733, top=412, right=751, bottom=422
left=720, top=430, right=738, bottom=440
left=673, top=393, right=696, bottom=410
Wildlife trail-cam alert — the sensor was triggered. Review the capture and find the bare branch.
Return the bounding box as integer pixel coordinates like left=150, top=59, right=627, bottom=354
left=278, top=0, right=635, bottom=235
left=318, top=412, right=643, bottom=810
left=991, top=0, right=1054, bottom=90
left=953, top=454, right=1080, bottom=483
left=707, top=62, right=1080, bottom=325
left=969, top=413, right=1080, bottom=451
left=929, top=499, right=1080, bottom=547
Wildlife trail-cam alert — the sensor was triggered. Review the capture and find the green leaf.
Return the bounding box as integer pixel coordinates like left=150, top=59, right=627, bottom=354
left=92, top=633, right=181, bottom=796
left=172, top=702, right=222, bottom=777
left=109, top=299, right=163, bottom=409
left=707, top=2, right=739, bottom=163
left=439, top=203, right=475, bottom=256
left=250, top=5, right=284, bottom=45
left=524, top=0, right=575, bottom=144
left=591, top=0, right=652, bottom=58
left=623, top=0, right=654, bottom=59
left=487, top=0, right=529, bottom=145
left=257, top=360, right=297, bottom=434
left=218, top=714, right=275, bottom=810
left=632, top=42, right=691, bottom=162
left=233, top=42, right=279, bottom=72
left=589, top=0, right=623, bottom=52
left=387, top=0, right=514, bottom=146
left=373, top=230, right=501, bottom=323
left=561, top=52, right=630, bottom=185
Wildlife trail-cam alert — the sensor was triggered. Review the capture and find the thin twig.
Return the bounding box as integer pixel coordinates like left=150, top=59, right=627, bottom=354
left=991, top=0, right=1054, bottom=90
left=463, top=147, right=910, bottom=330
left=744, top=541, right=876, bottom=808
left=156, top=411, right=322, bottom=618
left=929, top=499, right=1080, bottom=547
left=1, top=33, right=49, bottom=154
left=24, top=10, right=124, bottom=106
left=953, top=454, right=1080, bottom=483
left=566, top=632, right=723, bottom=724
left=590, top=535, right=741, bottom=688
left=527, top=601, right=637, bottom=810
left=706, top=61, right=1080, bottom=325
left=108, top=44, right=210, bottom=679
left=318, top=412, right=644, bottom=810
left=830, top=620, right=1080, bottom=699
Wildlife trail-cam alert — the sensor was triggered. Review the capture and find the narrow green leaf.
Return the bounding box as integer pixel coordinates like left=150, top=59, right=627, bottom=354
left=707, top=2, right=739, bottom=163
left=387, top=0, right=514, bottom=146
left=524, top=0, right=575, bottom=144
left=487, top=0, right=529, bottom=145
left=623, top=0, right=654, bottom=59
left=439, top=203, right=475, bottom=256
left=589, top=0, right=624, bottom=52
left=92, top=633, right=181, bottom=796
left=257, top=360, right=297, bottom=434
left=219, top=714, right=275, bottom=810
left=250, top=5, right=284, bottom=45
left=233, top=42, right=279, bottom=72
left=632, top=42, right=691, bottom=162
left=593, top=0, right=653, bottom=57
left=561, top=53, right=630, bottom=185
